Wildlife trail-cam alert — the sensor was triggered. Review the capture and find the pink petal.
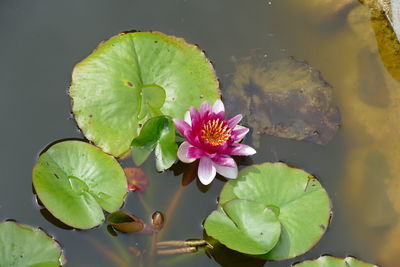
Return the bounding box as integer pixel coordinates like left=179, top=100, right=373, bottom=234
left=200, top=101, right=211, bottom=116
left=227, top=114, right=243, bottom=129
left=209, top=110, right=226, bottom=122
left=189, top=107, right=202, bottom=129
left=211, top=155, right=236, bottom=167
left=178, top=142, right=196, bottom=163
left=173, top=118, right=191, bottom=136
left=232, top=126, right=249, bottom=142
left=184, top=111, right=192, bottom=126
left=212, top=100, right=225, bottom=113
left=198, top=157, right=216, bottom=185
left=187, top=146, right=207, bottom=159
left=214, top=162, right=238, bottom=179
left=225, top=144, right=256, bottom=156
left=184, top=131, right=200, bottom=146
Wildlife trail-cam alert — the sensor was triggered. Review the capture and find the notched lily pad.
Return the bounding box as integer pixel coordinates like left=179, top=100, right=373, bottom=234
left=0, top=221, right=64, bottom=267
left=70, top=31, right=220, bottom=157
left=204, top=199, right=281, bottom=255
left=217, top=162, right=331, bottom=260
left=107, top=211, right=144, bottom=233
left=137, top=84, right=166, bottom=120
left=32, top=140, right=127, bottom=229
left=225, top=54, right=340, bottom=147
left=294, top=255, right=379, bottom=267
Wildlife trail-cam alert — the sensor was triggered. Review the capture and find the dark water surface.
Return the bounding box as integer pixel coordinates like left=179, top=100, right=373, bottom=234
left=0, top=0, right=395, bottom=266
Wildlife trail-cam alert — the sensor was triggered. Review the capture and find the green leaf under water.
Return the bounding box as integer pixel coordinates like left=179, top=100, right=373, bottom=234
left=0, top=221, right=64, bottom=267
left=32, top=140, right=127, bottom=229
left=204, top=199, right=281, bottom=255
left=213, top=162, right=331, bottom=260
left=225, top=54, right=340, bottom=147
left=294, top=255, right=379, bottom=267
left=131, top=115, right=178, bottom=171
left=70, top=31, right=220, bottom=157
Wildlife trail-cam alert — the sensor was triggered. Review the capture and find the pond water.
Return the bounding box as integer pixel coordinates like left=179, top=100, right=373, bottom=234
left=0, top=0, right=397, bottom=266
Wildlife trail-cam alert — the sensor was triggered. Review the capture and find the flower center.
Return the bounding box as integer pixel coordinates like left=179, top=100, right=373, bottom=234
left=200, top=119, right=231, bottom=146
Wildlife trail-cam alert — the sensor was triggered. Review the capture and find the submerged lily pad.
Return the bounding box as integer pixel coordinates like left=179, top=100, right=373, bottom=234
left=0, top=221, right=64, bottom=267
left=124, top=167, right=149, bottom=192
left=301, top=0, right=357, bottom=21
left=131, top=116, right=177, bottom=171
left=347, top=6, right=392, bottom=108
left=32, top=140, right=127, bottom=229
left=225, top=54, right=340, bottom=147
left=215, top=162, right=331, bottom=260
left=70, top=31, right=220, bottom=157
left=294, top=255, right=379, bottom=267
left=204, top=199, right=281, bottom=255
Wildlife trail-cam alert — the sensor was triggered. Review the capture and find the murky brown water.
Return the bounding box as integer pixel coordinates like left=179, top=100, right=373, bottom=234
left=0, top=0, right=398, bottom=266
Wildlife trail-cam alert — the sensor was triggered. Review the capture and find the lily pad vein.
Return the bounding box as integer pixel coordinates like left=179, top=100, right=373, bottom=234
left=128, top=35, right=144, bottom=88
left=41, top=153, right=103, bottom=207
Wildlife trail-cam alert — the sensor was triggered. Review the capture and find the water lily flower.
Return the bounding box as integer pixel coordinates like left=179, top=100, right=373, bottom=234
left=173, top=100, right=256, bottom=185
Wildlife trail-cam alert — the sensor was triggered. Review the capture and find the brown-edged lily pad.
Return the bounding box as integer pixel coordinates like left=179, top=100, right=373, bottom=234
left=225, top=54, right=340, bottom=147
left=69, top=32, right=220, bottom=157
left=0, top=221, right=65, bottom=267
left=107, top=211, right=144, bottom=233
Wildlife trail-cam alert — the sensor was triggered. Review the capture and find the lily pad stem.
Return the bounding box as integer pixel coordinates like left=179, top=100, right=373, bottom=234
left=158, top=185, right=185, bottom=240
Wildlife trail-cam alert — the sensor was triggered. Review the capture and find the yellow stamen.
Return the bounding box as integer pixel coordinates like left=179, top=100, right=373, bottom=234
left=200, top=119, right=231, bottom=146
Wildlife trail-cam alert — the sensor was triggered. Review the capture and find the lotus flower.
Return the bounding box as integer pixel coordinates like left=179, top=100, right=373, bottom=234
left=173, top=100, right=256, bottom=185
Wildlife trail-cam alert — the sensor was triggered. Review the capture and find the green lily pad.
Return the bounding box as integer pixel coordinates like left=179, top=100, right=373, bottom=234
left=32, top=140, right=127, bottom=229
left=131, top=116, right=177, bottom=171
left=204, top=199, right=281, bottom=255
left=0, top=221, right=64, bottom=267
left=218, top=162, right=331, bottom=260
left=294, top=255, right=379, bottom=267
left=70, top=31, right=220, bottom=157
